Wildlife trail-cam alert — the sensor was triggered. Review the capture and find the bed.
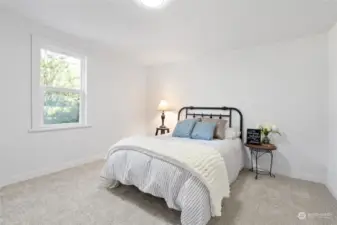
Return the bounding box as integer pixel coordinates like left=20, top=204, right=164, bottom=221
left=101, top=106, right=244, bottom=225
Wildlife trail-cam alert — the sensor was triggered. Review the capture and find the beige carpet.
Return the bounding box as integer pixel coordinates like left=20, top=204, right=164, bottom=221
left=1, top=161, right=337, bottom=225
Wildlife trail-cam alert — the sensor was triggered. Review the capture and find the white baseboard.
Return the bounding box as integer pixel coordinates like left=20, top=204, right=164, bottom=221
left=326, top=182, right=337, bottom=201
left=0, top=153, right=104, bottom=188
left=243, top=165, right=326, bottom=184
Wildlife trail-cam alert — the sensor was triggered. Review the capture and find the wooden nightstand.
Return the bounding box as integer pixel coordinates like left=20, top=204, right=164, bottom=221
left=155, top=127, right=170, bottom=136
left=245, top=143, right=277, bottom=180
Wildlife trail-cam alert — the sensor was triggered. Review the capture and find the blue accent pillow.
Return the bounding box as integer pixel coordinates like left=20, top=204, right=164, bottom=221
left=172, top=119, right=198, bottom=138
left=191, top=122, right=217, bottom=140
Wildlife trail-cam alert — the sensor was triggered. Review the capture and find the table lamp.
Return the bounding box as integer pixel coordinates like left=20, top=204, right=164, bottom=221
left=157, top=100, right=170, bottom=128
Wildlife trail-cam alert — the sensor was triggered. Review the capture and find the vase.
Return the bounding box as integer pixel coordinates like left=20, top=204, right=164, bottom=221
left=262, top=135, right=270, bottom=145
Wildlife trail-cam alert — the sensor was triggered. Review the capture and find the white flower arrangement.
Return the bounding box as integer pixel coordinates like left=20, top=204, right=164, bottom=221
left=257, top=124, right=281, bottom=144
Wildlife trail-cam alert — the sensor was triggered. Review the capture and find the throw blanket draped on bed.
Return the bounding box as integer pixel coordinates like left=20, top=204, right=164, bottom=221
left=102, top=136, right=230, bottom=216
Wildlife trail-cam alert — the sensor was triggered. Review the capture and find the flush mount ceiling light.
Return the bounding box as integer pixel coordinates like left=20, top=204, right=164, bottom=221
left=135, top=0, right=172, bottom=9
left=141, top=0, right=164, bottom=8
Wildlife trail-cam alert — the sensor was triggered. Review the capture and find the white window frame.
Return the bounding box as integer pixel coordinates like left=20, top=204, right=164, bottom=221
left=30, top=35, right=90, bottom=132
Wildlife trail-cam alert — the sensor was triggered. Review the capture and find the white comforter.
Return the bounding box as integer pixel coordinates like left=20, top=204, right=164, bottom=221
left=101, top=135, right=232, bottom=225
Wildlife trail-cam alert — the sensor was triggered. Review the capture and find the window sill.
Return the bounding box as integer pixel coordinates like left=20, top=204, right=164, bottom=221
left=28, top=125, right=92, bottom=133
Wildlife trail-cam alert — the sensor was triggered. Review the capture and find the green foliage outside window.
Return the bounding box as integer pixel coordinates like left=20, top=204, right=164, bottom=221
left=40, top=50, right=81, bottom=125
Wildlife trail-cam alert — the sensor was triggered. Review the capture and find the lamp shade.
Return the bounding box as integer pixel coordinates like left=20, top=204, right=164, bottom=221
left=157, top=100, right=169, bottom=111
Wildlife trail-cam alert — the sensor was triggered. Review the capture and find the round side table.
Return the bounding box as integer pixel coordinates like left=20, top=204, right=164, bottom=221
left=245, top=143, right=277, bottom=180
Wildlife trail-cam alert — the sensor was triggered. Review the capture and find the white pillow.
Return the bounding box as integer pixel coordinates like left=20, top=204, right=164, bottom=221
left=225, top=128, right=241, bottom=139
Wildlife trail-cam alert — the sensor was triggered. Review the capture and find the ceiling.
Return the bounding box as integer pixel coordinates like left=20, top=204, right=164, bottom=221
left=1, top=0, right=337, bottom=65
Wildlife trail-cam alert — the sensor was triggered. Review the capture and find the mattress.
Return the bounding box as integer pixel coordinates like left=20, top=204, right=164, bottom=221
left=155, top=135, right=244, bottom=184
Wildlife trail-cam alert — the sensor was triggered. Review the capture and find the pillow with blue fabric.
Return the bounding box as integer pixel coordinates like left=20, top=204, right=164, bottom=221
left=172, top=119, right=198, bottom=138
left=191, top=122, right=217, bottom=140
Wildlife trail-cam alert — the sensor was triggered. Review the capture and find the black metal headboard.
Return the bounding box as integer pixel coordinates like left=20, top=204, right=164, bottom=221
left=178, top=106, right=243, bottom=139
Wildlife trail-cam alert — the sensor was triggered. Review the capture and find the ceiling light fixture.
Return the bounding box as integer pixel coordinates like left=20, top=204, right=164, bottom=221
left=135, top=0, right=172, bottom=9
left=140, top=0, right=164, bottom=8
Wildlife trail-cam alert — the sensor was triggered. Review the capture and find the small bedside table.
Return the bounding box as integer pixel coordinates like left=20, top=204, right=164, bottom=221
left=245, top=143, right=277, bottom=180
left=155, top=127, right=170, bottom=136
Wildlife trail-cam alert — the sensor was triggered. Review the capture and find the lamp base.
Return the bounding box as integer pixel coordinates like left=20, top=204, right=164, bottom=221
left=160, top=111, right=167, bottom=129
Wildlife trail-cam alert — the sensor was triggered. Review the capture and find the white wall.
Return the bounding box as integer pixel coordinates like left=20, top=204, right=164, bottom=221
left=146, top=34, right=329, bottom=183
left=0, top=7, right=332, bottom=190
left=0, top=9, right=147, bottom=187
left=328, top=23, right=337, bottom=199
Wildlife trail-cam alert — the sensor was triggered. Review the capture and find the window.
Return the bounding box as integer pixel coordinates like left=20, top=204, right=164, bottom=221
left=30, top=36, right=88, bottom=132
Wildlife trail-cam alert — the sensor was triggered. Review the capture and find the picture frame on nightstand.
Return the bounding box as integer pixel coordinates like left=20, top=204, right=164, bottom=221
left=246, top=129, right=261, bottom=145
